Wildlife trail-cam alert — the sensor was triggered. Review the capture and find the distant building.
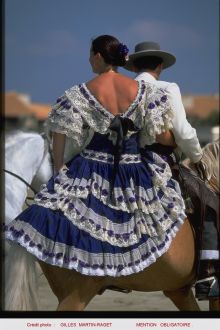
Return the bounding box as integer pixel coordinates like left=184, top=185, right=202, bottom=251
left=4, top=91, right=220, bottom=144
left=182, top=94, right=219, bottom=145
left=182, top=94, right=219, bottom=118
left=4, top=92, right=50, bottom=132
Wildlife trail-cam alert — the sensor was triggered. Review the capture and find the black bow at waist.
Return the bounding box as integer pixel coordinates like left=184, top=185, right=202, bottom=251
left=109, top=115, right=139, bottom=197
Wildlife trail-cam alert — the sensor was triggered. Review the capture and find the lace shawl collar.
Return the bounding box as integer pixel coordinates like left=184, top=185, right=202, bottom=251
left=63, top=80, right=173, bottom=143
left=65, top=80, right=146, bottom=133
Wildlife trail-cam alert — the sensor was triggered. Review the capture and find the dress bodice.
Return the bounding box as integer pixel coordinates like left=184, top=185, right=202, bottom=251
left=5, top=79, right=187, bottom=281
left=86, top=132, right=140, bottom=155
left=47, top=80, right=174, bottom=150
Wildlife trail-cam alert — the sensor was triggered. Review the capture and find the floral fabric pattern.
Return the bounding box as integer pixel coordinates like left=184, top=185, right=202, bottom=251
left=4, top=81, right=186, bottom=277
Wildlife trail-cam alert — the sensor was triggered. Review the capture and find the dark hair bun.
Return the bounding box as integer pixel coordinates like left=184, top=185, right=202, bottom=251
left=91, top=35, right=129, bottom=67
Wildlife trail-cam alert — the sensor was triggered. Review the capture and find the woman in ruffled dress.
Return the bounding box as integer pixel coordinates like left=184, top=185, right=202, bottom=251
left=4, top=35, right=188, bottom=310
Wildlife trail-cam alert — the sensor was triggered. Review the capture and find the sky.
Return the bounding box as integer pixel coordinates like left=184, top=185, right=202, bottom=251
left=5, top=0, right=219, bottom=103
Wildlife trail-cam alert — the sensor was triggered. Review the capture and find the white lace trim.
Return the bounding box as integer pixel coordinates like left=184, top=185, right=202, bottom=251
left=33, top=158, right=186, bottom=246
left=65, top=85, right=111, bottom=134
left=47, top=94, right=90, bottom=147
left=34, top=189, right=185, bottom=247
left=80, top=80, right=144, bottom=120
left=4, top=214, right=184, bottom=277
left=47, top=81, right=173, bottom=148
left=34, top=155, right=179, bottom=214
left=139, top=86, right=174, bottom=146
left=81, top=149, right=142, bottom=164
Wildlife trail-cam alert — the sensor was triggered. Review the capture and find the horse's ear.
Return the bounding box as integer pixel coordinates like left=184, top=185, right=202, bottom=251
left=185, top=141, right=219, bottom=194
left=201, top=141, right=219, bottom=193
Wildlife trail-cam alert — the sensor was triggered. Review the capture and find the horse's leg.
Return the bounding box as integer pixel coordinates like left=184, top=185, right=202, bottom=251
left=110, top=219, right=200, bottom=311
left=209, top=298, right=220, bottom=311
left=160, top=219, right=200, bottom=311
left=112, top=219, right=196, bottom=291
left=162, top=219, right=200, bottom=311
left=163, top=286, right=200, bottom=311
left=56, top=273, right=105, bottom=311
left=38, top=261, right=107, bottom=311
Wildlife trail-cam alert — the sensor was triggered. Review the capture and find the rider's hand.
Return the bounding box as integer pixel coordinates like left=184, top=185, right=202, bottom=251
left=194, top=156, right=211, bottom=181
left=156, top=130, right=177, bottom=147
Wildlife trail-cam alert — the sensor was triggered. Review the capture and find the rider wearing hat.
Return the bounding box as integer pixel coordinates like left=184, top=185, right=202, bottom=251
left=124, top=41, right=219, bottom=301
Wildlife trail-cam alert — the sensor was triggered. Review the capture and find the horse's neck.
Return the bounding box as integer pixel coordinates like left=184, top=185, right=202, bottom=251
left=5, top=132, right=45, bottom=182
left=32, top=149, right=53, bottom=192
left=5, top=177, right=29, bottom=223
left=184, top=140, right=219, bottom=194
left=5, top=132, right=46, bottom=223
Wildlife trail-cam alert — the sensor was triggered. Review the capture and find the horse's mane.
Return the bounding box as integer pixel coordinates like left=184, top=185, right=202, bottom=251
left=201, top=139, right=219, bottom=193
left=183, top=139, right=219, bottom=194
left=5, top=130, right=42, bottom=148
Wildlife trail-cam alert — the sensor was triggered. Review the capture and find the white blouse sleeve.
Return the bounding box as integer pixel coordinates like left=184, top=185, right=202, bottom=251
left=47, top=93, right=90, bottom=148
left=139, top=84, right=174, bottom=146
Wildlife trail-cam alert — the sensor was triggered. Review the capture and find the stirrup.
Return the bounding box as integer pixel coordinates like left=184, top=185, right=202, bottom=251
left=195, top=276, right=220, bottom=300
left=98, top=285, right=132, bottom=295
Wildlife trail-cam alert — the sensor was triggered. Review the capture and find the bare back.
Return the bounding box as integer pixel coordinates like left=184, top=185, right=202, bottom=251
left=86, top=73, right=139, bottom=116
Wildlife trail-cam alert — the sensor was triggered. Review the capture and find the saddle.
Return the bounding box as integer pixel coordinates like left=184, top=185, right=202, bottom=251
left=176, top=163, right=219, bottom=235
left=145, top=143, right=219, bottom=236
left=98, top=146, right=219, bottom=295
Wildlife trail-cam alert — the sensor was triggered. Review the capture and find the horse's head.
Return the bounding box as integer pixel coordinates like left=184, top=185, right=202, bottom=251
left=5, top=131, right=52, bottom=223
left=31, top=133, right=53, bottom=192
left=184, top=140, right=219, bottom=194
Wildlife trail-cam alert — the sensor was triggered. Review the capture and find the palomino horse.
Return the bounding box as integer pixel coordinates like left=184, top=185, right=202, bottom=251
left=4, top=137, right=219, bottom=311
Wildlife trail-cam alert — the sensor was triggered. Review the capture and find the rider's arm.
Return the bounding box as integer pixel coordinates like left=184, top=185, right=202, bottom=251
left=52, top=132, right=66, bottom=174
left=167, top=83, right=203, bottom=163
left=156, top=130, right=177, bottom=147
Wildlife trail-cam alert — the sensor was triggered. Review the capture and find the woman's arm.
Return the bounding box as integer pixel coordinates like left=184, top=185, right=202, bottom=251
left=52, top=132, right=66, bottom=174
left=156, top=130, right=177, bottom=147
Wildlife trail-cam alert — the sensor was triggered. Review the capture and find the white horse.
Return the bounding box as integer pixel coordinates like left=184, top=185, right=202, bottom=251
left=4, top=129, right=90, bottom=310
left=5, top=130, right=52, bottom=226
left=4, top=130, right=53, bottom=310
left=4, top=132, right=219, bottom=311
left=5, top=129, right=84, bottom=226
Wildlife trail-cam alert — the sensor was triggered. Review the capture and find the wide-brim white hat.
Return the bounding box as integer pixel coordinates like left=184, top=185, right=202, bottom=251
left=124, top=41, right=176, bottom=71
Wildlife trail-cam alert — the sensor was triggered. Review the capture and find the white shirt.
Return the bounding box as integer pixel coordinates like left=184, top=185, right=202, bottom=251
left=135, top=72, right=203, bottom=163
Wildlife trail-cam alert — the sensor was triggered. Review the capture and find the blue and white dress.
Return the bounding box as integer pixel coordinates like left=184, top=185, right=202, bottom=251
left=4, top=81, right=186, bottom=277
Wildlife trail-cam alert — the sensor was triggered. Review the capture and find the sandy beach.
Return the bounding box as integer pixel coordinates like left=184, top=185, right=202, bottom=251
left=38, top=271, right=209, bottom=311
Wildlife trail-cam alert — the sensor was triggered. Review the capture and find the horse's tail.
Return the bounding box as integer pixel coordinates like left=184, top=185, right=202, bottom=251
left=5, top=243, right=39, bottom=311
